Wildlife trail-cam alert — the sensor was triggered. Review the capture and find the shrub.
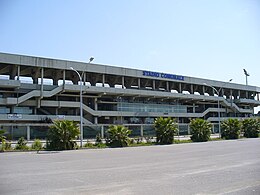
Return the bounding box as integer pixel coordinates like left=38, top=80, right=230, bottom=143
left=84, top=142, right=94, bottom=148
left=189, top=118, right=212, bottom=142
left=0, top=130, right=6, bottom=143
left=31, top=139, right=43, bottom=151
left=241, top=118, right=260, bottom=138
left=107, top=125, right=131, bottom=147
left=46, top=120, right=80, bottom=150
left=221, top=118, right=241, bottom=139
left=154, top=117, right=178, bottom=145
left=15, top=137, right=29, bottom=150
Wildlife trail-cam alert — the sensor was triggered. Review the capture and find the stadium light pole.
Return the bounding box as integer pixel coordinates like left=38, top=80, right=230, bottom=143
left=203, top=79, right=232, bottom=138
left=70, top=67, right=83, bottom=148
left=243, top=69, right=250, bottom=85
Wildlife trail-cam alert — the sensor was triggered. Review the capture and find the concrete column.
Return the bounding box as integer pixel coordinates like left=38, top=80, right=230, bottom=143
left=27, top=126, right=30, bottom=141
left=63, top=70, right=66, bottom=85
left=17, top=65, right=20, bottom=80
left=257, top=93, right=259, bottom=101
left=179, top=83, right=182, bottom=93
left=138, top=78, right=141, bottom=89
left=94, top=117, right=98, bottom=124
left=102, top=74, right=105, bottom=87
left=122, top=76, right=124, bottom=89
left=41, top=68, right=44, bottom=98
left=166, top=81, right=169, bottom=92
left=94, top=98, right=98, bottom=110
left=191, top=84, right=194, bottom=94
left=141, top=125, right=144, bottom=137
left=202, top=86, right=205, bottom=95
left=193, top=103, right=195, bottom=113
left=153, top=80, right=156, bottom=90
left=101, top=125, right=104, bottom=139
left=238, top=90, right=240, bottom=99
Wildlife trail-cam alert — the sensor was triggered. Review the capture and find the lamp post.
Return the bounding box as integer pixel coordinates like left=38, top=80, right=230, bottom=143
left=243, top=69, right=250, bottom=85
left=203, top=79, right=232, bottom=138
left=204, top=84, right=221, bottom=137
left=70, top=67, right=83, bottom=148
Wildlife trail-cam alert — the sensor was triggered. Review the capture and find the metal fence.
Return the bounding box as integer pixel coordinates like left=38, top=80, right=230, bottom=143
left=0, top=123, right=220, bottom=141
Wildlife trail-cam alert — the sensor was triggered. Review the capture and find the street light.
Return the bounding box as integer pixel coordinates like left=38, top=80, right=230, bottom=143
left=70, top=67, right=83, bottom=147
left=204, top=84, right=221, bottom=137
left=203, top=79, right=232, bottom=138
left=243, top=69, right=250, bottom=85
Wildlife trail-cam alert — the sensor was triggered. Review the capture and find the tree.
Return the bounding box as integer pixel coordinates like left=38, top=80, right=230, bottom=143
left=221, top=118, right=241, bottom=139
left=46, top=120, right=80, bottom=150
left=107, top=125, right=131, bottom=147
left=189, top=118, right=212, bottom=142
left=154, top=117, right=178, bottom=145
left=241, top=118, right=260, bottom=138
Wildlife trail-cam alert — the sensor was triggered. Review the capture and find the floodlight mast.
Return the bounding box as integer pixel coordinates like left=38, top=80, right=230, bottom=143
left=243, top=69, right=250, bottom=85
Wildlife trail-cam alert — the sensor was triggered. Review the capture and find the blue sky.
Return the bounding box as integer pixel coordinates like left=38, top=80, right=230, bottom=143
left=0, top=0, right=259, bottom=87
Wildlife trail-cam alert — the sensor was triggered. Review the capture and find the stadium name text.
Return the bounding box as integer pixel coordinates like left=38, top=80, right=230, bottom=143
left=143, top=71, right=184, bottom=81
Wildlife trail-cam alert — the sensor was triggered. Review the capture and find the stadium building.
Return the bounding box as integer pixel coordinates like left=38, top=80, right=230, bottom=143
left=0, top=52, right=259, bottom=140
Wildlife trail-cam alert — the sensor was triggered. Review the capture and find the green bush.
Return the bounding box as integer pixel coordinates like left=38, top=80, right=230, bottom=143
left=46, top=120, right=80, bottom=150
left=107, top=125, right=131, bottom=147
left=15, top=137, right=29, bottom=150
left=84, top=142, right=94, bottom=148
left=1, top=140, right=12, bottom=151
left=221, top=118, right=241, bottom=139
left=154, top=117, right=178, bottom=145
left=241, top=118, right=260, bottom=138
left=31, top=139, right=43, bottom=151
left=189, top=118, right=212, bottom=142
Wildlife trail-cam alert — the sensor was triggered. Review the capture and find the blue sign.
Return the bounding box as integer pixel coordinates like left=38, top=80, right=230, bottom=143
left=143, top=71, right=184, bottom=81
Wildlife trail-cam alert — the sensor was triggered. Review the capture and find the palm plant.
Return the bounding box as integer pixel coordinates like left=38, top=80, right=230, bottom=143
left=221, top=118, right=241, bottom=139
left=241, top=118, right=260, bottom=138
left=107, top=125, right=131, bottom=147
left=46, top=120, right=80, bottom=150
left=154, top=117, right=178, bottom=145
left=0, top=130, right=6, bottom=143
left=189, top=118, right=212, bottom=142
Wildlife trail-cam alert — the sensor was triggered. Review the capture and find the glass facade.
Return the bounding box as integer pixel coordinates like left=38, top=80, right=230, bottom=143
left=118, top=102, right=187, bottom=113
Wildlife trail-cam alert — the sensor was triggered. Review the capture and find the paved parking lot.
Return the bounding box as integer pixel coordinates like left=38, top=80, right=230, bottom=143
left=1, top=138, right=260, bottom=195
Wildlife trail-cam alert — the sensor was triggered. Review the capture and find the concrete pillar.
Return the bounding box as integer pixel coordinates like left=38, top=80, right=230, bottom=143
left=17, top=65, right=20, bottom=80
left=41, top=68, right=44, bottom=98
left=153, top=80, right=156, bottom=90
left=102, top=74, right=105, bottom=87
left=179, top=83, right=182, bottom=93
left=101, top=125, right=104, bottom=139
left=63, top=70, right=66, bottom=85
left=94, top=98, right=98, bottom=110
left=94, top=117, right=98, bottom=124
left=166, top=81, right=169, bottom=92
left=191, top=84, right=194, bottom=94
left=202, top=86, right=205, bottom=95
left=138, top=78, right=141, bottom=89
left=27, top=126, right=30, bottom=141
left=122, top=76, right=124, bottom=89
left=193, top=103, right=195, bottom=113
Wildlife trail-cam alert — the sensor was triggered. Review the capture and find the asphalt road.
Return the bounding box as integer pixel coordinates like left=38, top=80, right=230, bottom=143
left=1, top=138, right=260, bottom=195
